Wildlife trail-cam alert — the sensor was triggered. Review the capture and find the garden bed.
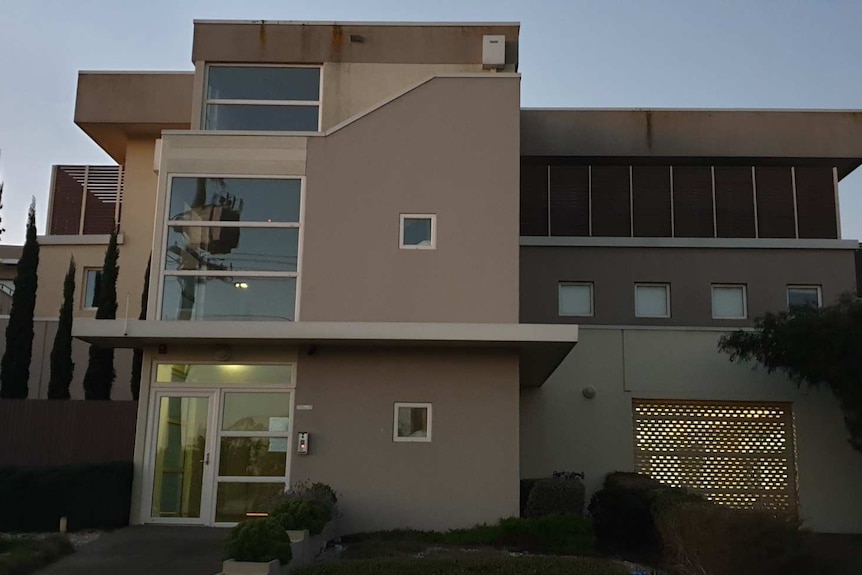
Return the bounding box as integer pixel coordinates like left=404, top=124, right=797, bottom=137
left=293, top=555, right=629, bottom=575
left=0, top=534, right=74, bottom=575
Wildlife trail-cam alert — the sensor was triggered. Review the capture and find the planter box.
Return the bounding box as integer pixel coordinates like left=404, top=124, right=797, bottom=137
left=222, top=559, right=286, bottom=575
left=287, top=529, right=308, bottom=543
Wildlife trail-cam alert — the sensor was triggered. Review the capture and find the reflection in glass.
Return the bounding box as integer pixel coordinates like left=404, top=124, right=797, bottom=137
left=165, top=227, right=298, bottom=272
left=161, top=276, right=296, bottom=321
left=403, top=218, right=432, bottom=246
left=222, top=392, right=291, bottom=431
left=205, top=104, right=319, bottom=132
left=397, top=407, right=428, bottom=438
left=169, top=178, right=301, bottom=224
left=207, top=67, right=320, bottom=101
left=788, top=288, right=819, bottom=308
left=156, top=364, right=293, bottom=385
left=151, top=396, right=209, bottom=518
left=215, top=482, right=284, bottom=523
left=219, top=438, right=287, bottom=477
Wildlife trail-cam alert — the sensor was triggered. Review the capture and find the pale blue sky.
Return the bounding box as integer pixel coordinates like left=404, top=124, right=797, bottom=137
left=1, top=0, right=861, bottom=244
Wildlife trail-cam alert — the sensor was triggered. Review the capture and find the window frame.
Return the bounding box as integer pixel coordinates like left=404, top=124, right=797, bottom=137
left=634, top=283, right=671, bottom=318
left=203, top=64, right=323, bottom=132
left=711, top=284, right=748, bottom=320
left=82, top=267, right=103, bottom=310
left=558, top=282, right=594, bottom=317
left=393, top=402, right=432, bottom=443
left=399, top=214, right=437, bottom=250
left=158, top=174, right=305, bottom=322
left=786, top=285, right=822, bottom=309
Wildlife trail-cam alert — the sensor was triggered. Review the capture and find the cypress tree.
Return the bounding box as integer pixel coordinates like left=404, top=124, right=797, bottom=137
left=82, top=228, right=119, bottom=400
left=130, top=256, right=151, bottom=400
left=0, top=199, right=39, bottom=398
left=47, top=257, right=75, bottom=399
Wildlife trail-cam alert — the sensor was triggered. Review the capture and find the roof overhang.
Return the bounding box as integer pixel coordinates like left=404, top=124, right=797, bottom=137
left=74, top=72, right=194, bottom=163
left=73, top=320, right=576, bottom=388
left=521, top=108, right=862, bottom=179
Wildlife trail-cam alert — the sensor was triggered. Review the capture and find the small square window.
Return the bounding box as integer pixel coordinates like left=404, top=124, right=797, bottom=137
left=83, top=268, right=103, bottom=310
left=394, top=402, right=432, bottom=442
left=635, top=284, right=670, bottom=318
left=400, top=214, right=436, bottom=249
left=787, top=286, right=821, bottom=309
left=712, top=285, right=747, bottom=319
left=559, top=283, right=593, bottom=317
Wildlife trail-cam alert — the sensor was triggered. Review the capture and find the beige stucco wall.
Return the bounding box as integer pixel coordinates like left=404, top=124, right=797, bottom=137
left=301, top=75, right=521, bottom=323
left=293, top=347, right=520, bottom=532
left=35, top=244, right=109, bottom=319
left=520, top=327, right=862, bottom=533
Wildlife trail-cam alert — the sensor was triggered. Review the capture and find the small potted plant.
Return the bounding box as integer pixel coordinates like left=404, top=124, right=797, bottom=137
left=222, top=517, right=292, bottom=575
left=270, top=482, right=338, bottom=543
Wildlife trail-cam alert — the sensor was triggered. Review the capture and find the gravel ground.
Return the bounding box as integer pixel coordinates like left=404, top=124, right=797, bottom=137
left=1, top=530, right=103, bottom=549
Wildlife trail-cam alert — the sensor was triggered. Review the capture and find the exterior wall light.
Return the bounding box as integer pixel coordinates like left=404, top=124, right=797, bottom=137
left=582, top=386, right=597, bottom=399
left=234, top=282, right=249, bottom=289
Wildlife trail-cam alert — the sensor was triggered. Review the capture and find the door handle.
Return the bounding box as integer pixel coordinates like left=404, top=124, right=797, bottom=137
left=200, top=453, right=210, bottom=465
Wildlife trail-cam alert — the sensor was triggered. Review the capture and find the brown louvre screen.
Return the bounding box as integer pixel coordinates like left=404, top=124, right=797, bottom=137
left=795, top=167, right=838, bottom=239
left=520, top=163, right=548, bottom=236
left=672, top=167, right=714, bottom=237
left=49, top=167, right=85, bottom=234
left=632, top=166, right=671, bottom=237
left=549, top=166, right=589, bottom=236
left=591, top=166, right=631, bottom=237
left=633, top=399, right=798, bottom=514
left=755, top=167, right=795, bottom=238
left=714, top=167, right=755, bottom=238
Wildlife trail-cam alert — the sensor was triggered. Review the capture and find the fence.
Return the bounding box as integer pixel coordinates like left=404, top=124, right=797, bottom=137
left=0, top=400, right=137, bottom=467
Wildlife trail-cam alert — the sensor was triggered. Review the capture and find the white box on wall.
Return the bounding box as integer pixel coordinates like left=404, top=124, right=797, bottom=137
left=482, top=35, right=506, bottom=69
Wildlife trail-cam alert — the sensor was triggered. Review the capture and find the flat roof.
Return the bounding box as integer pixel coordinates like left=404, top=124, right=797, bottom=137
left=193, top=19, right=521, bottom=27
left=73, top=320, right=577, bottom=388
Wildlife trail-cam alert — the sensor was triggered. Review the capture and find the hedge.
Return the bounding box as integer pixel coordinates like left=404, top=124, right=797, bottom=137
left=0, top=535, right=74, bottom=575
left=0, top=462, right=132, bottom=532
left=293, top=556, right=628, bottom=575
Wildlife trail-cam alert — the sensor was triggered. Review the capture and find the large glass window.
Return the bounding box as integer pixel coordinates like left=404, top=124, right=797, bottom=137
left=204, top=66, right=320, bottom=132
left=161, top=177, right=301, bottom=321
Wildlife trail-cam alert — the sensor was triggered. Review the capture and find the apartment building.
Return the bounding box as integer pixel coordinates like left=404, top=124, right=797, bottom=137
left=27, top=20, right=862, bottom=533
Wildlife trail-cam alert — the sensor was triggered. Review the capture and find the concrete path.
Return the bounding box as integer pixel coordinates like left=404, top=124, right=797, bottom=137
left=37, top=526, right=229, bottom=575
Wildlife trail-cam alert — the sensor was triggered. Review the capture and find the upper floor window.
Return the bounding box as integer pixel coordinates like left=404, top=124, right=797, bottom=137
left=400, top=214, right=436, bottom=250
left=204, top=66, right=321, bottom=132
left=635, top=283, right=670, bottom=318
left=83, top=268, right=103, bottom=310
left=787, top=285, right=821, bottom=309
left=558, top=282, right=594, bottom=317
left=712, top=284, right=747, bottom=319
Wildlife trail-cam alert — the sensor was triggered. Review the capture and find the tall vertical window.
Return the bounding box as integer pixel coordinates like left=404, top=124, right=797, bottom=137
left=83, top=268, right=103, bottom=309
left=204, top=66, right=321, bottom=131
left=160, top=177, right=301, bottom=321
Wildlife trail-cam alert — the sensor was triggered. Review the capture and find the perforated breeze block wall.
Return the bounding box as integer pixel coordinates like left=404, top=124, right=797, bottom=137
left=633, top=399, right=798, bottom=513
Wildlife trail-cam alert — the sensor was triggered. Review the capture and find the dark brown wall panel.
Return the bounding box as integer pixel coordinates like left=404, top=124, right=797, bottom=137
left=50, top=169, right=84, bottom=235
left=795, top=167, right=838, bottom=239
left=549, top=166, right=589, bottom=236
left=755, top=167, right=795, bottom=238
left=714, top=167, right=756, bottom=238
left=673, top=167, right=714, bottom=237
left=520, top=163, right=548, bottom=236
left=591, top=166, right=631, bottom=237
left=632, top=166, right=671, bottom=237
left=82, top=192, right=117, bottom=235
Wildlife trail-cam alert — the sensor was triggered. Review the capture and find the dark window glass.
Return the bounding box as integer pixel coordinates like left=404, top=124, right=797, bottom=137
left=169, top=178, right=301, bottom=223
left=672, top=167, right=714, bottom=238
left=755, top=167, right=795, bottom=238
left=204, top=104, right=319, bottom=131
left=795, top=167, right=838, bottom=239
left=161, top=277, right=296, bottom=321
left=591, top=166, right=631, bottom=237
left=714, top=167, right=755, bottom=238
left=520, top=163, right=548, bottom=236
left=550, top=166, right=589, bottom=236
left=85, top=269, right=102, bottom=308
left=402, top=218, right=433, bottom=247
left=632, top=166, right=671, bottom=237
left=165, top=227, right=298, bottom=272
left=788, top=287, right=820, bottom=308
left=206, top=67, right=320, bottom=101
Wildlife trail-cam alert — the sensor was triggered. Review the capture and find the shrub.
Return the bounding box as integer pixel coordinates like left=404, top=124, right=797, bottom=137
left=656, top=499, right=822, bottom=575
left=525, top=476, right=586, bottom=518
left=269, top=481, right=337, bottom=535
left=292, top=556, right=628, bottom=575
left=0, top=535, right=74, bottom=575
left=0, top=462, right=132, bottom=532
left=224, top=517, right=293, bottom=565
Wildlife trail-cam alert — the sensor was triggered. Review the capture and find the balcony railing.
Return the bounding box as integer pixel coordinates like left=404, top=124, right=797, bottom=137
left=48, top=165, right=124, bottom=235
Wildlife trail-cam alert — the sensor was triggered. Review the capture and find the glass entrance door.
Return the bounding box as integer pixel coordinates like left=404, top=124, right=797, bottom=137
left=149, top=392, right=215, bottom=523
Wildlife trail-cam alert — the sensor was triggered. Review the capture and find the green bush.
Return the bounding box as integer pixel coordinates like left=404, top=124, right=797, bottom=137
left=0, top=462, right=132, bottom=532
left=293, top=556, right=628, bottom=575
left=0, top=534, right=74, bottom=575
left=524, top=476, right=585, bottom=518
left=223, top=517, right=293, bottom=565
left=269, top=481, right=337, bottom=536
left=656, top=499, right=822, bottom=575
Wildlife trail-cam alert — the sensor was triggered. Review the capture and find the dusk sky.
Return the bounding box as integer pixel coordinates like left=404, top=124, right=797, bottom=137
left=1, top=0, right=861, bottom=244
